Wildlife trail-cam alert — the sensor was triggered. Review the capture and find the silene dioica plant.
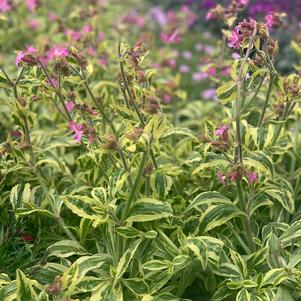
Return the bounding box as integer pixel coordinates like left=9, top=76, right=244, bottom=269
left=0, top=1, right=301, bottom=301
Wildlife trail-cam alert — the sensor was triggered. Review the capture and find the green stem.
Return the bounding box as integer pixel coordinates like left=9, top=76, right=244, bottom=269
left=236, top=178, right=255, bottom=252
left=118, top=148, right=133, bottom=189
left=242, top=75, right=265, bottom=114
left=257, top=73, right=275, bottom=127
left=271, top=101, right=293, bottom=146
left=70, top=65, right=117, bottom=134
left=118, top=42, right=158, bottom=169
left=121, top=147, right=150, bottom=222
left=38, top=60, right=72, bottom=121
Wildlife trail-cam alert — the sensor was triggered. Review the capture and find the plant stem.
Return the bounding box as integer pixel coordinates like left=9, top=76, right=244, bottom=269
left=118, top=148, right=133, bottom=189
left=121, top=145, right=150, bottom=222
left=69, top=65, right=117, bottom=134
left=118, top=42, right=158, bottom=169
left=271, top=101, right=294, bottom=146
left=38, top=60, right=72, bottom=121
left=257, top=73, right=275, bottom=127
left=242, top=75, right=265, bottom=114
left=236, top=178, right=255, bottom=252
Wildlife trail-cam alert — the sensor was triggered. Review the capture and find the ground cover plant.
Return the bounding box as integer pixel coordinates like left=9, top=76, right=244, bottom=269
left=0, top=0, right=301, bottom=300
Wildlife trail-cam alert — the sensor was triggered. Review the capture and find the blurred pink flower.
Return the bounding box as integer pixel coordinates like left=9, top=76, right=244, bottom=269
left=204, top=45, right=214, bottom=54
left=16, top=52, right=25, bottom=67
left=214, top=125, right=228, bottom=136
left=87, top=47, right=97, bottom=56
left=206, top=67, right=216, bottom=76
left=98, top=57, right=107, bottom=66
left=82, top=24, right=93, bottom=33
left=27, top=45, right=38, bottom=53
left=232, top=52, right=240, bottom=60
left=217, top=170, right=226, bottom=186
left=205, top=11, right=214, bottom=20
left=195, top=43, right=203, bottom=51
left=162, top=94, right=172, bottom=104
left=160, top=29, right=181, bottom=44
left=28, top=19, right=40, bottom=30
left=65, top=29, right=81, bottom=42
left=181, top=5, right=197, bottom=27
left=228, top=29, right=241, bottom=49
left=247, top=171, right=258, bottom=184
left=179, top=64, right=190, bottom=73
left=265, top=14, right=275, bottom=29
left=98, top=31, right=106, bottom=42
left=192, top=72, right=208, bottom=81
left=48, top=12, right=58, bottom=22
left=201, top=88, right=216, bottom=100
left=27, top=0, right=38, bottom=12
left=69, top=121, right=84, bottom=143
left=48, top=45, right=69, bottom=60
left=0, top=0, right=11, bottom=12
left=182, top=50, right=192, bottom=60
left=46, top=78, right=59, bottom=89
left=221, top=67, right=231, bottom=76
left=165, top=59, right=177, bottom=69
left=66, top=101, right=75, bottom=113
left=149, top=6, right=167, bottom=26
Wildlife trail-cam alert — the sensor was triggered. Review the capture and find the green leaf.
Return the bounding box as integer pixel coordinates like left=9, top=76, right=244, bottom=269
left=244, top=151, right=274, bottom=176
left=275, top=286, right=294, bottom=301
left=185, top=191, right=232, bottom=213
left=115, top=238, right=143, bottom=280
left=126, top=198, right=173, bottom=222
left=193, top=153, right=230, bottom=174
left=200, top=204, right=245, bottom=233
left=260, top=268, right=287, bottom=287
left=16, top=270, right=38, bottom=301
left=216, top=81, right=237, bottom=104
left=184, top=236, right=224, bottom=270
left=47, top=240, right=89, bottom=258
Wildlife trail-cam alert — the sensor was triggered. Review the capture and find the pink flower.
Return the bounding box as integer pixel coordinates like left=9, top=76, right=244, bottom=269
left=28, top=19, right=40, bottom=30
left=214, top=125, right=228, bottom=136
left=204, top=45, right=214, bottom=54
left=149, top=6, right=167, bottom=26
left=48, top=12, right=58, bottom=22
left=247, top=171, right=258, bottom=184
left=27, top=45, right=38, bottom=54
left=265, top=14, right=275, bottom=29
left=26, top=0, right=38, bottom=12
left=48, top=45, right=69, bottom=60
left=87, top=47, right=97, bottom=57
left=65, top=29, right=81, bottom=42
left=217, top=170, right=226, bottom=187
left=46, top=78, right=59, bottom=89
left=206, top=67, right=216, bottom=76
left=192, top=72, right=207, bottom=81
left=228, top=29, right=241, bottom=49
left=98, top=31, right=106, bottom=42
left=205, top=12, right=214, bottom=20
left=165, top=59, right=177, bottom=69
left=66, top=101, right=75, bottom=113
left=162, top=94, right=172, bottom=104
left=182, top=50, right=192, bottom=60
left=201, top=88, right=216, bottom=100
left=16, top=52, right=25, bottom=67
left=69, top=121, right=84, bottom=143
left=160, top=29, right=181, bottom=44
left=179, top=64, right=190, bottom=73
left=91, top=110, right=97, bottom=116
left=195, top=43, right=203, bottom=51
left=98, top=58, right=107, bottom=66
left=221, top=67, right=231, bottom=76
left=0, top=0, right=11, bottom=12
left=181, top=5, right=197, bottom=27
left=232, top=52, right=240, bottom=60
left=82, top=24, right=93, bottom=33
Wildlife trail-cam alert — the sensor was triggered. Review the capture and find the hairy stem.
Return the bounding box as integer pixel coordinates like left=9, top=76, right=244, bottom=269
left=257, top=73, right=275, bottom=127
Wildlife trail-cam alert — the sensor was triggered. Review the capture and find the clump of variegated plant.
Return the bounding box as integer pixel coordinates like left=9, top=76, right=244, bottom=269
left=1, top=1, right=301, bottom=301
